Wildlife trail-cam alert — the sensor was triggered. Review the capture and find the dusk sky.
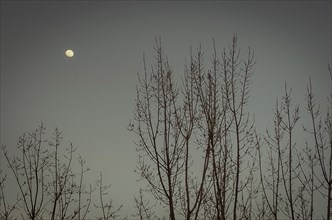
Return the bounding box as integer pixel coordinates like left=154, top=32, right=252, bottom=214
left=1, top=1, right=331, bottom=218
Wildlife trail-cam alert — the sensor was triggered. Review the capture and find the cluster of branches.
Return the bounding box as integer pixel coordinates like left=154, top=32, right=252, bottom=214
left=257, top=65, right=332, bottom=220
left=131, top=35, right=332, bottom=220
left=0, top=123, right=124, bottom=220
left=131, top=35, right=257, bottom=220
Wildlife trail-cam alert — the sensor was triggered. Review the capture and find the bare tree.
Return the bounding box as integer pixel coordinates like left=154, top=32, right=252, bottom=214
left=175, top=44, right=216, bottom=220
left=257, top=99, right=284, bottom=220
left=191, top=42, right=224, bottom=220
left=45, top=127, right=94, bottom=220
left=200, top=34, right=257, bottom=220
left=132, top=188, right=157, bottom=220
left=280, top=84, right=300, bottom=220
left=222, top=35, right=256, bottom=220
left=47, top=128, right=76, bottom=220
left=297, top=124, right=318, bottom=220
left=1, top=123, right=99, bottom=220
left=176, top=46, right=202, bottom=220
left=131, top=35, right=257, bottom=220
left=72, top=155, right=93, bottom=220
left=0, top=168, right=20, bottom=220
left=131, top=38, right=182, bottom=220
left=304, top=65, right=332, bottom=220
left=182, top=41, right=231, bottom=220
left=94, top=172, right=123, bottom=220
left=2, top=123, right=50, bottom=220
left=258, top=84, right=302, bottom=220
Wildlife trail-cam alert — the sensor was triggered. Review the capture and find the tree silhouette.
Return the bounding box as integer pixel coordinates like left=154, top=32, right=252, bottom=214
left=304, top=65, right=332, bottom=220
left=131, top=35, right=258, bottom=219
left=1, top=123, right=123, bottom=220
left=131, top=38, right=182, bottom=220
left=2, top=123, right=50, bottom=220
left=132, top=36, right=330, bottom=220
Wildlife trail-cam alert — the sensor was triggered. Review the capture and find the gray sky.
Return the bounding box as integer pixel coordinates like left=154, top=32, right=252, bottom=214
left=1, top=0, right=331, bottom=217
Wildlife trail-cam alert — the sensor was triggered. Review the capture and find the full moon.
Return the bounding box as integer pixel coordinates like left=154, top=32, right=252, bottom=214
left=65, top=49, right=74, bottom=58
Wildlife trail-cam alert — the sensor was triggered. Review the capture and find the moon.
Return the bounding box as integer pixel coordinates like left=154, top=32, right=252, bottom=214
left=65, top=49, right=74, bottom=58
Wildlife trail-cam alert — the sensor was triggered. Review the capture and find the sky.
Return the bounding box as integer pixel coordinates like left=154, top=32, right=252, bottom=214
left=1, top=0, right=331, bottom=218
